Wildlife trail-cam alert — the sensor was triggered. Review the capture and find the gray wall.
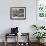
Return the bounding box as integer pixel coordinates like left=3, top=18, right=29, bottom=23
left=0, top=0, right=37, bottom=42
left=0, top=0, right=36, bottom=34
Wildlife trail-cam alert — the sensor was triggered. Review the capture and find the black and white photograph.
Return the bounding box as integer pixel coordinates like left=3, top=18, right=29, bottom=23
left=10, top=7, right=26, bottom=20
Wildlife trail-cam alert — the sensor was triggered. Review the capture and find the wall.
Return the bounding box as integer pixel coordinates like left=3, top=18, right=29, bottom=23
left=0, top=0, right=37, bottom=42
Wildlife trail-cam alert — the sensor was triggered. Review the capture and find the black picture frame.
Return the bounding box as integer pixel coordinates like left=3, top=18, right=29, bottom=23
left=10, top=7, right=26, bottom=20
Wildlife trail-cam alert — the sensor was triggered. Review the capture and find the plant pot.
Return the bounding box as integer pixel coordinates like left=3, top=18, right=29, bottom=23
left=37, top=39, right=45, bottom=44
left=40, top=38, right=45, bottom=43
left=37, top=39, right=40, bottom=43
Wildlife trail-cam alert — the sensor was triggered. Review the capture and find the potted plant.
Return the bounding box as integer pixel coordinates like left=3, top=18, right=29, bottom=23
left=32, top=25, right=39, bottom=30
left=32, top=24, right=45, bottom=30
left=33, top=32, right=46, bottom=43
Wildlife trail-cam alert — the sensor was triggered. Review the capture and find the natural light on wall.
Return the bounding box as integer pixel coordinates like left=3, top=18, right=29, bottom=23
left=37, top=0, right=46, bottom=20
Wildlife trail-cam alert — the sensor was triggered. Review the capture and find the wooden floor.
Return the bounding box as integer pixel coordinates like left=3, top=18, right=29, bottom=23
left=0, top=42, right=46, bottom=46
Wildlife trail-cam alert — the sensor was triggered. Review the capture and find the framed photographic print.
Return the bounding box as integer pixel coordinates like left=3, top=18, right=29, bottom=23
left=10, top=7, right=26, bottom=20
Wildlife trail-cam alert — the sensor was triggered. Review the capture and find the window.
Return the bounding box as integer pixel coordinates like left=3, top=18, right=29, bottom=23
left=37, top=0, right=46, bottom=18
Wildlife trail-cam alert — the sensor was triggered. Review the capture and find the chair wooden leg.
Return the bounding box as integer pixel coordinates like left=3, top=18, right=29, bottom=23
left=4, top=33, right=7, bottom=46
left=17, top=34, right=18, bottom=46
left=4, top=41, right=7, bottom=46
left=15, top=33, right=18, bottom=46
